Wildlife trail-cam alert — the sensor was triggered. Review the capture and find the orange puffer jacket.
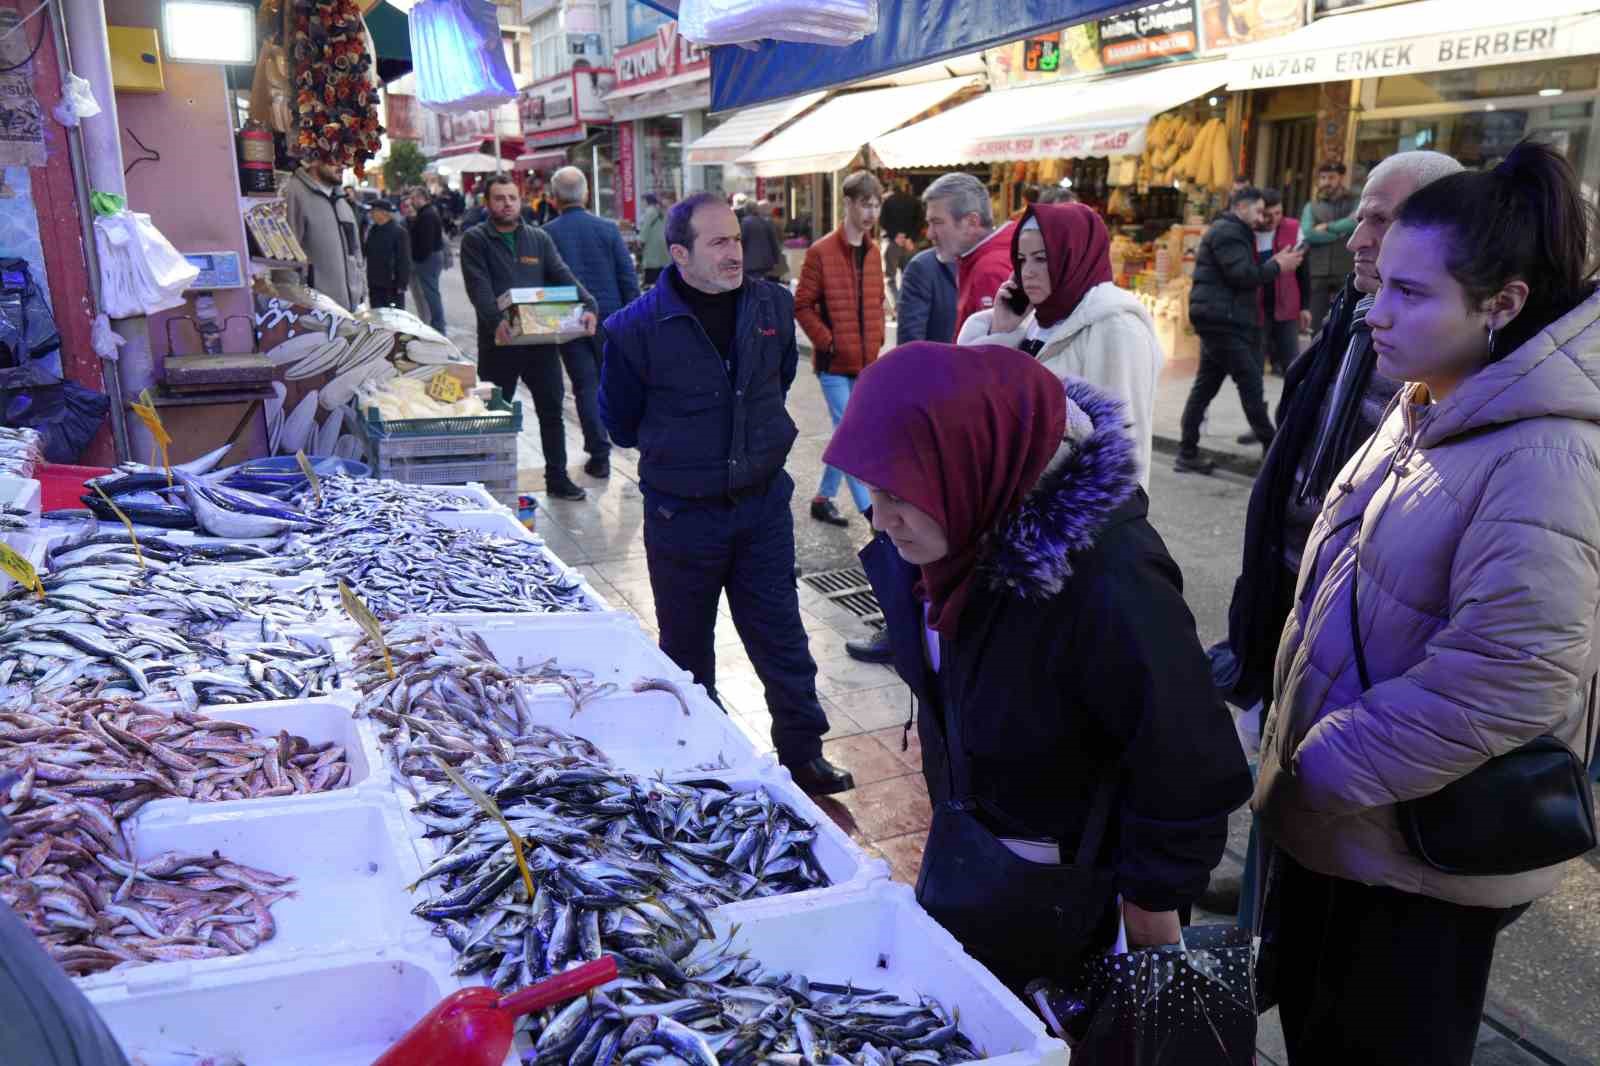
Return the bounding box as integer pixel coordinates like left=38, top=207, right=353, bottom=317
left=794, top=228, right=886, bottom=376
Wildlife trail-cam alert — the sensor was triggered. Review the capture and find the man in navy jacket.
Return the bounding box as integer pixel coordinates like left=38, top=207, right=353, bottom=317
left=543, top=166, right=640, bottom=480
left=601, top=194, right=854, bottom=796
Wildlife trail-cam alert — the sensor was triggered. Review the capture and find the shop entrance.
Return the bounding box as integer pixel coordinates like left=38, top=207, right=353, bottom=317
left=1267, top=116, right=1317, bottom=220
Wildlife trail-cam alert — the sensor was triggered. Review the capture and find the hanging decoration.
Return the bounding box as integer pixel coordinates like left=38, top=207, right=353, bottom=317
left=291, top=0, right=384, bottom=177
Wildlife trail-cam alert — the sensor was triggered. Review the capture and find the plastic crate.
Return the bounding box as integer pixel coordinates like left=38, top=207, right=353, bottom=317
left=363, top=387, right=521, bottom=439
left=35, top=462, right=114, bottom=511
left=367, top=425, right=519, bottom=463
left=373, top=456, right=518, bottom=487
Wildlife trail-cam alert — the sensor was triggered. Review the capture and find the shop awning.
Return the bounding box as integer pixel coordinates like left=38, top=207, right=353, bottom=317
left=363, top=0, right=413, bottom=83
left=708, top=0, right=1138, bottom=111
left=514, top=149, right=569, bottom=173
left=736, top=78, right=979, bottom=177
left=1227, top=0, right=1600, bottom=89
left=685, top=92, right=827, bottom=166
left=872, top=60, right=1234, bottom=167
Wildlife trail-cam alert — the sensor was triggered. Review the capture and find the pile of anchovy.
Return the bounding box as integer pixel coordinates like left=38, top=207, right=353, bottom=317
left=0, top=696, right=312, bottom=975
left=352, top=622, right=613, bottom=787
left=299, top=474, right=483, bottom=517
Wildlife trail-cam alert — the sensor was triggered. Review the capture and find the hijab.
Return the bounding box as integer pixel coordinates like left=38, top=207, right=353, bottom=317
left=821, top=342, right=1067, bottom=636
left=1014, top=203, right=1114, bottom=328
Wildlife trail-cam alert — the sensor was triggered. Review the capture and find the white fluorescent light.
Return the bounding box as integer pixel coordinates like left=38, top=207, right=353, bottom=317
left=1539, top=88, right=1564, bottom=97
left=162, top=0, right=256, bottom=64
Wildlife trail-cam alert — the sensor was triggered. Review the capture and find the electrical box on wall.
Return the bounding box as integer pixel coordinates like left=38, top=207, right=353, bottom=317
left=108, top=26, right=165, bottom=93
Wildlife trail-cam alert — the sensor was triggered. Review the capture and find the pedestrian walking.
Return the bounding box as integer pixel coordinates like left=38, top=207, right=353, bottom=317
left=957, top=201, right=1163, bottom=489
left=922, top=172, right=1015, bottom=340
left=599, top=193, right=855, bottom=798
left=879, top=178, right=922, bottom=308
left=893, top=247, right=957, bottom=345
left=459, top=173, right=598, bottom=502
left=1254, top=188, right=1309, bottom=379
left=543, top=165, right=640, bottom=482
left=522, top=174, right=559, bottom=227
left=1256, top=140, right=1600, bottom=1065
left=739, top=200, right=786, bottom=283
left=638, top=193, right=671, bottom=287
left=825, top=342, right=1250, bottom=989
left=1208, top=151, right=1463, bottom=929
left=362, top=199, right=411, bottom=310
left=408, top=188, right=449, bottom=334
left=283, top=160, right=365, bottom=311
left=794, top=169, right=886, bottom=527
left=1175, top=186, right=1305, bottom=474
left=1299, top=162, right=1358, bottom=332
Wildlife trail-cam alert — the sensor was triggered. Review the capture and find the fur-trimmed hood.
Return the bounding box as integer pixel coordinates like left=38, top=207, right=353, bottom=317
left=977, top=377, right=1140, bottom=599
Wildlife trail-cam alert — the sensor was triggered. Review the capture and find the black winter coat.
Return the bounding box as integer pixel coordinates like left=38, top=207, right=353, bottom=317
left=410, top=203, right=445, bottom=261
left=362, top=219, right=411, bottom=291
left=862, top=380, right=1252, bottom=912
left=1189, top=212, right=1280, bottom=337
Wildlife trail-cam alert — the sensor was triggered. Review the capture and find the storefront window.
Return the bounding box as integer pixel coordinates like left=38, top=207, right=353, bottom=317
left=1374, top=57, right=1600, bottom=108
left=640, top=115, right=684, bottom=201
left=1356, top=101, right=1592, bottom=175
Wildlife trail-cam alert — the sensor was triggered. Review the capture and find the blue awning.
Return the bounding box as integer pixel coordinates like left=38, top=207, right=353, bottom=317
left=708, top=0, right=1145, bottom=112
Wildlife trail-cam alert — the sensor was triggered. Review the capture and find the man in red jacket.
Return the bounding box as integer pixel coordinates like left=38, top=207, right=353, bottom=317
left=1255, top=187, right=1312, bottom=379
left=922, top=172, right=1014, bottom=340
left=795, top=169, right=886, bottom=527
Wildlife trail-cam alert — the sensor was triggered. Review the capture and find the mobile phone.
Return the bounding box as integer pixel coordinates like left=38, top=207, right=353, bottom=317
left=1002, top=273, right=1031, bottom=314
left=1293, top=238, right=1310, bottom=252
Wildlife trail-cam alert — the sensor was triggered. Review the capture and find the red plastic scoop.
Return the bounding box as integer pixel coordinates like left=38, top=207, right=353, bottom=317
left=371, top=956, right=619, bottom=1066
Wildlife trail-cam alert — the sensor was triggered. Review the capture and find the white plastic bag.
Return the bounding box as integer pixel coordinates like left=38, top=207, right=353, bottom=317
left=51, top=72, right=101, bottom=127
left=679, top=0, right=877, bottom=46
left=410, top=0, right=517, bottom=113
left=94, top=211, right=199, bottom=318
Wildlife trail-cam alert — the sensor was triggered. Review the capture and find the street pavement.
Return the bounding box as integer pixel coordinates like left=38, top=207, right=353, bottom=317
left=434, top=253, right=1599, bottom=1065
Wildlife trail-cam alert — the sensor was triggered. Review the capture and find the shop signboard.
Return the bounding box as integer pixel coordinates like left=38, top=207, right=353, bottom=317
left=1311, top=0, right=1409, bottom=14
left=614, top=21, right=710, bottom=93
left=385, top=92, right=420, bottom=143
left=1097, top=0, right=1200, bottom=71
left=521, top=69, right=616, bottom=147
left=933, top=121, right=1149, bottom=166
left=1234, top=12, right=1600, bottom=87
left=616, top=121, right=637, bottom=224
left=1198, top=0, right=1303, bottom=51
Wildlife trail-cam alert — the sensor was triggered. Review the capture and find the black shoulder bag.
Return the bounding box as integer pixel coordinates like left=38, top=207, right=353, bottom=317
left=1347, top=534, right=1597, bottom=876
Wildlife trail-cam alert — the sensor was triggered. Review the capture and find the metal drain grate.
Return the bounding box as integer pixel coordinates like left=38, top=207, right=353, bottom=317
left=801, top=567, right=883, bottom=626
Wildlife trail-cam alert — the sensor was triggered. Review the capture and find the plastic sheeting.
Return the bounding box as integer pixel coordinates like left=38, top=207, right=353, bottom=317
left=409, top=0, right=517, bottom=114
left=708, top=0, right=1138, bottom=111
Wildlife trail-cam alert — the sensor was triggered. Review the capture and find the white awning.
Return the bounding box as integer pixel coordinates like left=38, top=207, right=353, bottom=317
left=1228, top=0, right=1600, bottom=89
left=431, top=151, right=503, bottom=173
left=870, top=61, right=1235, bottom=168
left=736, top=77, right=981, bottom=177
left=686, top=92, right=827, bottom=166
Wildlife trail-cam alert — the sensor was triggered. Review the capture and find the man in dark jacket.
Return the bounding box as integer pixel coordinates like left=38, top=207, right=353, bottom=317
left=363, top=200, right=411, bottom=309
left=893, top=247, right=956, bottom=345
left=522, top=174, right=559, bottom=227
left=600, top=193, right=854, bottom=797
left=739, top=201, right=785, bottom=283
left=461, top=172, right=598, bottom=501
left=1175, top=186, right=1304, bottom=474
left=543, top=165, right=640, bottom=480
left=878, top=179, right=921, bottom=306
left=408, top=188, right=448, bottom=332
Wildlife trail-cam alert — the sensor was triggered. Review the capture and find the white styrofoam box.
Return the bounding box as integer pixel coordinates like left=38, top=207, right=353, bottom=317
left=87, top=942, right=505, bottom=1066
left=0, top=474, right=41, bottom=525
left=0, top=530, right=44, bottom=596
left=430, top=481, right=510, bottom=514
left=709, top=880, right=1069, bottom=1066
left=132, top=697, right=386, bottom=822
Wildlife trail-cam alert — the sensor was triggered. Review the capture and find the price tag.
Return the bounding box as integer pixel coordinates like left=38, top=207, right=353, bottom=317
left=91, top=485, right=145, bottom=569
left=295, top=450, right=322, bottom=507
left=425, top=369, right=465, bottom=405
left=130, top=389, right=175, bottom=485
left=0, top=541, right=42, bottom=599
left=338, top=579, right=394, bottom=679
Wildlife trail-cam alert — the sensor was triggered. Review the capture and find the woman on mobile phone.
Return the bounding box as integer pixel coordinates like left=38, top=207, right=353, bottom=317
left=957, top=203, right=1164, bottom=488
left=1256, top=140, right=1600, bottom=1064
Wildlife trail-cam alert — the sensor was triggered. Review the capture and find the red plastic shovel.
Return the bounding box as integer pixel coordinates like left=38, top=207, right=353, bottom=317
left=371, top=956, right=619, bottom=1066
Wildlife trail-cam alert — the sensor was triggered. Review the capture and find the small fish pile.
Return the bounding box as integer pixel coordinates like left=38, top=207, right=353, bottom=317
left=518, top=934, right=980, bottom=1066
left=0, top=693, right=353, bottom=817
left=47, top=523, right=316, bottom=581
left=409, top=759, right=830, bottom=991
left=352, top=622, right=611, bottom=785
left=300, top=473, right=483, bottom=517
left=0, top=425, right=41, bottom=477
left=81, top=466, right=324, bottom=539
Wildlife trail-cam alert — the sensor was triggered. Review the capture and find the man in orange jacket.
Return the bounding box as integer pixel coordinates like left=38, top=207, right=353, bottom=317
left=794, top=170, right=886, bottom=527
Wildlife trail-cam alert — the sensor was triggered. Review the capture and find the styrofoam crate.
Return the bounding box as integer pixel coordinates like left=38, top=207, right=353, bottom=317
left=132, top=697, right=386, bottom=822
left=708, top=880, right=1069, bottom=1066
left=426, top=481, right=514, bottom=514
left=87, top=942, right=513, bottom=1066
left=0, top=474, right=41, bottom=525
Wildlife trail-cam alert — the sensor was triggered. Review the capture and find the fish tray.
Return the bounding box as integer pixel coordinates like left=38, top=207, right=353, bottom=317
left=708, top=880, right=1069, bottom=1066
left=428, top=509, right=610, bottom=610
left=362, top=387, right=522, bottom=439
left=0, top=474, right=41, bottom=525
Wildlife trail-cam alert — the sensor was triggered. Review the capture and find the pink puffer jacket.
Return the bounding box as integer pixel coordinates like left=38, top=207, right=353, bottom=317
left=1255, top=289, right=1600, bottom=908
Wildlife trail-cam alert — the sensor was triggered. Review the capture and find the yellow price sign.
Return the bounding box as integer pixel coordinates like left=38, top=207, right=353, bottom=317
left=425, top=369, right=465, bottom=405
left=295, top=450, right=323, bottom=507
left=338, top=579, right=394, bottom=679
left=0, top=541, right=43, bottom=599
left=130, top=389, right=175, bottom=485
left=91, top=485, right=145, bottom=569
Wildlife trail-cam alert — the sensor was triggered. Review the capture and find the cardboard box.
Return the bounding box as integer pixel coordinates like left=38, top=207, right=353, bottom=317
left=501, top=301, right=586, bottom=346
left=495, top=286, right=579, bottom=310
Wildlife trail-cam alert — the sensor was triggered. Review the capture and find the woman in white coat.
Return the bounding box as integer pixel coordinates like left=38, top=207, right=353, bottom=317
left=959, top=203, right=1163, bottom=487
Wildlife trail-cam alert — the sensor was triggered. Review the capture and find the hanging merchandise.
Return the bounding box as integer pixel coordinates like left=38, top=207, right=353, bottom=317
left=50, top=72, right=101, bottom=128
left=679, top=0, right=877, bottom=47
left=291, top=0, right=384, bottom=177
left=93, top=211, right=201, bottom=318
left=0, top=258, right=62, bottom=389
left=408, top=0, right=517, bottom=114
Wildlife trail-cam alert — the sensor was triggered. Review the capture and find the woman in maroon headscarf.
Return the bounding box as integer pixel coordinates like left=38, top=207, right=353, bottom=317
left=825, top=341, right=1250, bottom=990
left=958, top=202, right=1164, bottom=489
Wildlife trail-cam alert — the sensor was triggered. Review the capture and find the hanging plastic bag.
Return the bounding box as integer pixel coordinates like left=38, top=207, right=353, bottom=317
left=409, top=0, right=517, bottom=114
left=678, top=0, right=877, bottom=46
left=51, top=73, right=101, bottom=128
left=93, top=211, right=199, bottom=318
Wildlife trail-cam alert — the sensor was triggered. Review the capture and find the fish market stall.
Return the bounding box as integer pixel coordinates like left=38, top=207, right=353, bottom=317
left=0, top=465, right=1067, bottom=1066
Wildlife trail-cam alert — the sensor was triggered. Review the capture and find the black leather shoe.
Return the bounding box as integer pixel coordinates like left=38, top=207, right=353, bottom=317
left=787, top=756, right=855, bottom=796
left=1173, top=452, right=1216, bottom=475
left=546, top=478, right=587, bottom=501
left=584, top=455, right=610, bottom=479
left=846, top=628, right=892, bottom=664
left=810, top=498, right=849, bottom=527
